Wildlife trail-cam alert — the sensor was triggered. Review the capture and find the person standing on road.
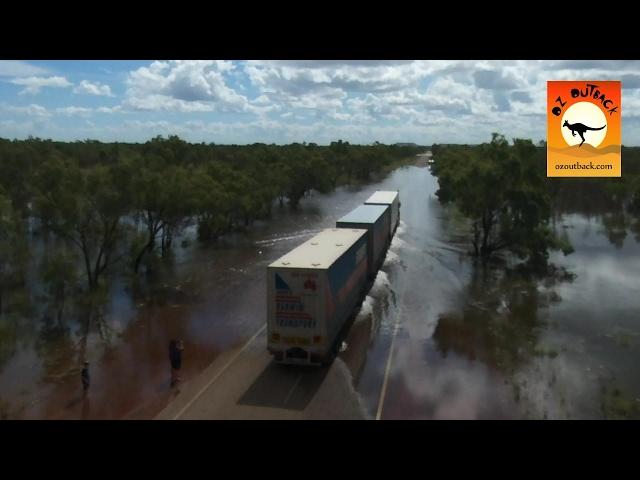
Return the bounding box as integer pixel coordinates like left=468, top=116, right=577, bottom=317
left=81, top=361, right=90, bottom=394
left=169, top=339, right=184, bottom=387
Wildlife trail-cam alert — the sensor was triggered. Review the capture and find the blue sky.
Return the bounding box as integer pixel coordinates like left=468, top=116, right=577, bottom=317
left=1, top=60, right=639, bottom=145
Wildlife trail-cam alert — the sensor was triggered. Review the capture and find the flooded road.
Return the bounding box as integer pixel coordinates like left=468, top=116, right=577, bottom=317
left=355, top=167, right=640, bottom=419
left=2, top=163, right=640, bottom=419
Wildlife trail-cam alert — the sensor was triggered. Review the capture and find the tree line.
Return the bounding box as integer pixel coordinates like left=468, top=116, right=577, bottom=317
left=431, top=134, right=640, bottom=264
left=0, top=136, right=420, bottom=315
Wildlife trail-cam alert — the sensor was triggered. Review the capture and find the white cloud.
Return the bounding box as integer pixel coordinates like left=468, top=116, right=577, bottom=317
left=244, top=60, right=436, bottom=113
left=124, top=60, right=249, bottom=113
left=2, top=60, right=640, bottom=144
left=474, top=69, right=520, bottom=90
left=547, top=60, right=640, bottom=72
left=125, top=94, right=220, bottom=113
left=246, top=60, right=436, bottom=94
left=96, top=105, right=122, bottom=114
left=0, top=61, right=49, bottom=77
left=55, top=106, right=93, bottom=116
left=10, top=76, right=72, bottom=95
left=1, top=103, right=50, bottom=117
left=73, top=80, right=113, bottom=96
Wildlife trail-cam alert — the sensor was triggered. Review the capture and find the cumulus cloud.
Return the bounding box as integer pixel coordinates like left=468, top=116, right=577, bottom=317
left=0, top=60, right=49, bottom=77
left=10, top=76, right=72, bottom=95
left=56, top=106, right=94, bottom=116
left=96, top=105, right=122, bottom=113
left=492, top=92, right=512, bottom=112
left=2, top=60, right=640, bottom=144
left=124, top=60, right=249, bottom=112
left=620, top=74, right=640, bottom=89
left=73, top=80, right=113, bottom=96
left=1, top=103, right=50, bottom=117
left=245, top=60, right=433, bottom=112
left=511, top=91, right=533, bottom=103
left=547, top=60, right=640, bottom=72
left=473, top=69, right=520, bottom=90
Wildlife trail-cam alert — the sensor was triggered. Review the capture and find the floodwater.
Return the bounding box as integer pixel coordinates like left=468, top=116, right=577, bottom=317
left=1, top=162, right=640, bottom=419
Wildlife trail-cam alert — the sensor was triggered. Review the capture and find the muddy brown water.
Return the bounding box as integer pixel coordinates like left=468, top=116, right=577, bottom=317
left=1, top=163, right=640, bottom=419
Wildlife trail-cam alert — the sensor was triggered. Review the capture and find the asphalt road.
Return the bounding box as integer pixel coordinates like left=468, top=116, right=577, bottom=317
left=156, top=326, right=369, bottom=420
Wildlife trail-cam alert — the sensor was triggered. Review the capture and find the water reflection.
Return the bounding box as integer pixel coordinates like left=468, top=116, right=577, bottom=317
left=35, top=315, right=75, bottom=383
left=434, top=263, right=571, bottom=375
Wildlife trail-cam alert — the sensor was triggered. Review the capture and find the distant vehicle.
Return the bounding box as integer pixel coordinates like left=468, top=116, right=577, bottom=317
left=266, top=191, right=400, bottom=366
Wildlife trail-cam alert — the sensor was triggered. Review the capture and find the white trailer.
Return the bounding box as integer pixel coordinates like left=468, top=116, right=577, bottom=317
left=336, top=204, right=391, bottom=279
left=267, top=228, right=368, bottom=365
left=365, top=190, right=400, bottom=238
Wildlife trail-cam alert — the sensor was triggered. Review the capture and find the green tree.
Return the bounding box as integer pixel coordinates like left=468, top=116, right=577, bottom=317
left=130, top=160, right=193, bottom=272
left=191, top=169, right=230, bottom=241
left=40, top=249, right=78, bottom=325
left=0, top=191, right=30, bottom=315
left=33, top=159, right=130, bottom=290
left=434, top=134, right=572, bottom=263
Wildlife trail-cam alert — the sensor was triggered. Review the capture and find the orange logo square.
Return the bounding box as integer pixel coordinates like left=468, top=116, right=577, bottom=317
left=547, top=81, right=621, bottom=177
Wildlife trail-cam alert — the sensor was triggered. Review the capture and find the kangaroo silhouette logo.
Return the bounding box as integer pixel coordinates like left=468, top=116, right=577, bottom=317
left=547, top=81, right=621, bottom=177
left=562, top=120, right=606, bottom=147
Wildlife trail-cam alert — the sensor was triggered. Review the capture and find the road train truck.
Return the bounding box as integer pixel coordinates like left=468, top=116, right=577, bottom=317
left=267, top=228, right=369, bottom=365
left=336, top=204, right=391, bottom=279
left=365, top=190, right=400, bottom=238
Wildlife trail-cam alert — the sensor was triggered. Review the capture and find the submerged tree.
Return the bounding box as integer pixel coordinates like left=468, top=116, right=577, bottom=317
left=33, top=158, right=130, bottom=290
left=40, top=249, right=78, bottom=325
left=0, top=136, right=421, bottom=295
left=0, top=191, right=30, bottom=316
left=191, top=167, right=231, bottom=241
left=434, top=134, right=573, bottom=263
left=130, top=159, right=193, bottom=272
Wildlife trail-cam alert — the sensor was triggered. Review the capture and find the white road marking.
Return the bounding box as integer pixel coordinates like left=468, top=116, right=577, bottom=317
left=375, top=247, right=408, bottom=420
left=172, top=324, right=266, bottom=420
left=375, top=313, right=401, bottom=420
left=284, top=373, right=303, bottom=405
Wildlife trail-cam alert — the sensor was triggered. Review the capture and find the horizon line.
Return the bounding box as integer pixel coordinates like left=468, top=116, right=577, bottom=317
left=2, top=136, right=639, bottom=148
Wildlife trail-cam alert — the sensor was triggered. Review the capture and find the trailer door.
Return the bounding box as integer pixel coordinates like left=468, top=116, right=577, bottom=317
left=273, top=269, right=324, bottom=360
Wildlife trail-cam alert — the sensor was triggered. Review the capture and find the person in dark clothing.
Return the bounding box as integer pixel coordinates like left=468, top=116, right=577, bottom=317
left=81, top=361, right=90, bottom=394
left=169, top=339, right=184, bottom=386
